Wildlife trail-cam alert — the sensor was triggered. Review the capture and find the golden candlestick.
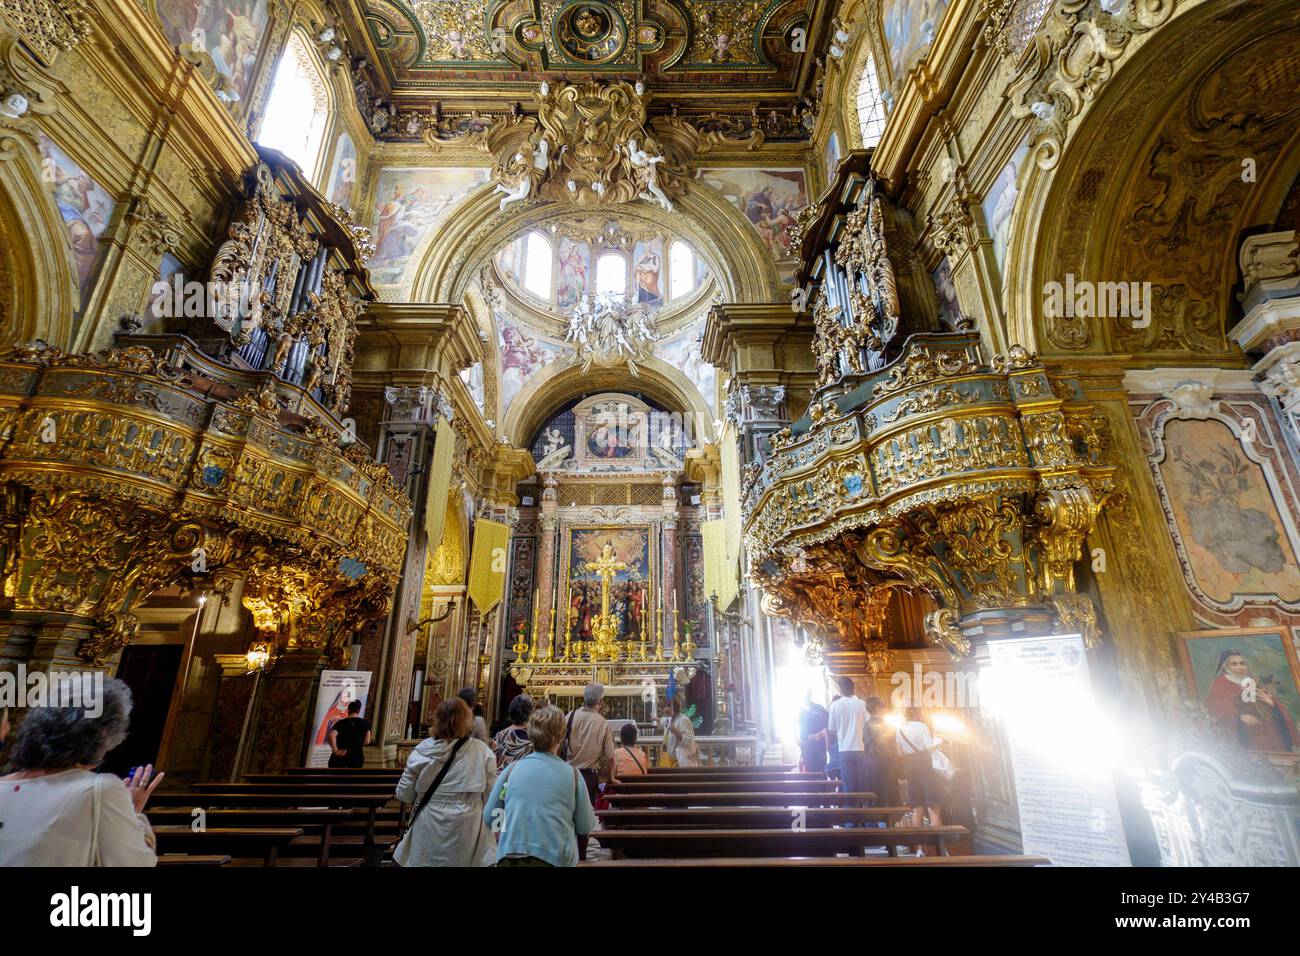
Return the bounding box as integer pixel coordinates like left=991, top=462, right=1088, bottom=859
left=544, top=604, right=556, bottom=661
left=654, top=596, right=665, bottom=661
left=527, top=595, right=539, bottom=663
left=564, top=602, right=577, bottom=662
left=511, top=622, right=530, bottom=659
left=671, top=607, right=681, bottom=661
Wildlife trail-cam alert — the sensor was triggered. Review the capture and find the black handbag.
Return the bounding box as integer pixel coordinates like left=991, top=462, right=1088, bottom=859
left=557, top=709, right=577, bottom=761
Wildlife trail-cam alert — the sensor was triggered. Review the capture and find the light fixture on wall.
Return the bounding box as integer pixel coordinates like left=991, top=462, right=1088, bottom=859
left=245, top=643, right=271, bottom=671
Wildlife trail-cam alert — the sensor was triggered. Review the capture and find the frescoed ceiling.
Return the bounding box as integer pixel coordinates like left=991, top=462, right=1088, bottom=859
left=336, top=0, right=828, bottom=119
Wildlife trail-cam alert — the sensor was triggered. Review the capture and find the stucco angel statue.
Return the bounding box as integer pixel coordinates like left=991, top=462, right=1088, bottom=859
left=625, top=138, right=673, bottom=212
left=494, top=135, right=551, bottom=211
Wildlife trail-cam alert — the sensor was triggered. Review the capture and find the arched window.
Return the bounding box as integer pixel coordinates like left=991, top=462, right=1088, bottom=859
left=856, top=52, right=886, bottom=148
left=669, top=240, right=695, bottom=300
left=522, top=231, right=552, bottom=298
left=257, top=33, right=330, bottom=178
left=596, top=252, right=627, bottom=296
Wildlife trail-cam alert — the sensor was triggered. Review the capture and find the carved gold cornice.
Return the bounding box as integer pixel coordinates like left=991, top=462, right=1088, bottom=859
left=354, top=302, right=480, bottom=383
left=0, top=342, right=411, bottom=663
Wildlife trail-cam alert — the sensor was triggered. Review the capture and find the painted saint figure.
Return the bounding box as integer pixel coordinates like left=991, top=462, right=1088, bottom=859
left=1204, top=648, right=1298, bottom=752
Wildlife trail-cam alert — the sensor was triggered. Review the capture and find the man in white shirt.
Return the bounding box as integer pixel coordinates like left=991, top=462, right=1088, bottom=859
left=826, top=676, right=870, bottom=806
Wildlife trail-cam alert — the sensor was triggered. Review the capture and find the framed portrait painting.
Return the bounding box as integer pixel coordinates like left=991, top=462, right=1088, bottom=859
left=1176, top=626, right=1300, bottom=755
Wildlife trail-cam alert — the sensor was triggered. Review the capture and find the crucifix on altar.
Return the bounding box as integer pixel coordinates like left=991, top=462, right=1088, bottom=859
left=583, top=541, right=626, bottom=661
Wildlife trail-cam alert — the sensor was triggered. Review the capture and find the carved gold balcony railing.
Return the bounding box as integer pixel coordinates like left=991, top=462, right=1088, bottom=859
left=745, top=334, right=1115, bottom=655
left=750, top=153, right=1115, bottom=658
left=0, top=341, right=411, bottom=664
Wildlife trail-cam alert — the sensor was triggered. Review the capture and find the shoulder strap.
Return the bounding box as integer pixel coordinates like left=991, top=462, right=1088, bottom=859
left=899, top=726, right=924, bottom=755
left=623, top=746, right=647, bottom=774
left=411, top=736, right=469, bottom=819
left=560, top=709, right=576, bottom=758
left=90, top=773, right=105, bottom=867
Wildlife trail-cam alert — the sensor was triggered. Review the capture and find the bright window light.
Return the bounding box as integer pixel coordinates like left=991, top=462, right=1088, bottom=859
left=257, top=34, right=328, bottom=177
left=669, top=240, right=694, bottom=299
left=856, top=53, right=886, bottom=148
left=596, top=251, right=626, bottom=296
left=523, top=231, right=552, bottom=298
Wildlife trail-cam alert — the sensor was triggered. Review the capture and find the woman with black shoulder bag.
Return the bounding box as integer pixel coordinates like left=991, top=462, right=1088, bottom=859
left=393, top=697, right=497, bottom=866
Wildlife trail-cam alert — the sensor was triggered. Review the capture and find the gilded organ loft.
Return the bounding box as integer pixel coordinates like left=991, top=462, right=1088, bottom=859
left=0, top=0, right=1299, bottom=872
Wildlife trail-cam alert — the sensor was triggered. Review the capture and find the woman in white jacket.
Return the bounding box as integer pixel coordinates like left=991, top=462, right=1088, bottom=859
left=393, top=696, right=497, bottom=867
left=0, top=677, right=162, bottom=866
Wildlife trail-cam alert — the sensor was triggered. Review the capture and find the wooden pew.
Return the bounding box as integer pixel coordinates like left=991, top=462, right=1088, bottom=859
left=647, top=764, right=796, bottom=774
left=147, top=808, right=354, bottom=867
left=583, top=854, right=1050, bottom=868
left=193, top=782, right=397, bottom=796
left=598, top=807, right=910, bottom=829
left=596, top=825, right=969, bottom=859
left=148, top=791, right=393, bottom=866
left=612, top=772, right=825, bottom=785
left=151, top=826, right=303, bottom=867
left=156, top=854, right=232, bottom=867
left=282, top=767, right=402, bottom=775
left=604, top=779, right=840, bottom=794
left=603, top=791, right=875, bottom=808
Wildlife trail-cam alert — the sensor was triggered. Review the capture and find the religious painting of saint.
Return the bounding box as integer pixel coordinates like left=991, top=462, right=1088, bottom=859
left=825, top=129, right=842, bottom=186
left=37, top=134, right=115, bottom=298
left=633, top=238, right=663, bottom=305
left=1177, top=628, right=1300, bottom=755
left=498, top=318, right=568, bottom=416
left=981, top=135, right=1029, bottom=274
left=882, top=0, right=951, bottom=84
left=933, top=258, right=961, bottom=328
left=325, top=132, right=357, bottom=210
left=1159, top=419, right=1300, bottom=605
left=567, top=527, right=650, bottom=642
left=695, top=168, right=808, bottom=262
left=556, top=237, right=591, bottom=308
left=657, top=321, right=716, bottom=413
left=369, top=166, right=491, bottom=287
left=155, top=0, right=269, bottom=100
left=584, top=401, right=641, bottom=459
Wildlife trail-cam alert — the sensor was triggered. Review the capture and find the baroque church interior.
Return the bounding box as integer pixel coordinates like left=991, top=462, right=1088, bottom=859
left=1, top=0, right=1300, bottom=886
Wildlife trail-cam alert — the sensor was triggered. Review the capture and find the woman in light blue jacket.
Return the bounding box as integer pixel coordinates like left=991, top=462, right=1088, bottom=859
left=484, top=704, right=596, bottom=867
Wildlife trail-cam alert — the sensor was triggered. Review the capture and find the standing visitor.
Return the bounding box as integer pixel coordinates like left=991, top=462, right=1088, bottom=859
left=897, top=707, right=945, bottom=837
left=327, top=699, right=371, bottom=768
left=484, top=704, right=596, bottom=867
left=493, top=694, right=535, bottom=770
left=825, top=690, right=843, bottom=782
left=668, top=697, right=700, bottom=767
left=458, top=687, right=491, bottom=743
left=864, top=696, right=898, bottom=807
left=827, top=676, right=869, bottom=805
left=393, top=697, right=497, bottom=866
left=0, top=678, right=161, bottom=866
left=563, top=682, right=615, bottom=860
left=612, top=722, right=650, bottom=780
left=798, top=692, right=828, bottom=774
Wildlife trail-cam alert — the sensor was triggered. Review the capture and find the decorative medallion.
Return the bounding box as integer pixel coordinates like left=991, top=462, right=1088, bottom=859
left=555, top=2, right=627, bottom=64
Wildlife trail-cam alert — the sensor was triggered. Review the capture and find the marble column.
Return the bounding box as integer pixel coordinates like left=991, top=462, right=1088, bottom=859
left=661, top=474, right=679, bottom=653
left=374, top=385, right=452, bottom=749
left=535, top=475, right=559, bottom=658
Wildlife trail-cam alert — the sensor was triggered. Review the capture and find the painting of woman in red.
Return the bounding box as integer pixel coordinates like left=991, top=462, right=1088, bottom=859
left=1204, top=649, right=1299, bottom=753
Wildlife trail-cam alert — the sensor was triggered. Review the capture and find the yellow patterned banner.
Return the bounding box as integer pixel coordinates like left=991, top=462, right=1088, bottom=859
left=423, top=417, right=455, bottom=551
left=719, top=418, right=743, bottom=608
left=467, top=518, right=511, bottom=613
left=702, top=519, right=738, bottom=613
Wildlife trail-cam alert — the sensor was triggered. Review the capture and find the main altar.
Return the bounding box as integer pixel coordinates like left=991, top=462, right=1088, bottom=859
left=492, top=392, right=739, bottom=735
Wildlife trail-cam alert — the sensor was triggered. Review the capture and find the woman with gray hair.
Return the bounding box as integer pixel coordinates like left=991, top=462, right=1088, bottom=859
left=0, top=677, right=163, bottom=866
